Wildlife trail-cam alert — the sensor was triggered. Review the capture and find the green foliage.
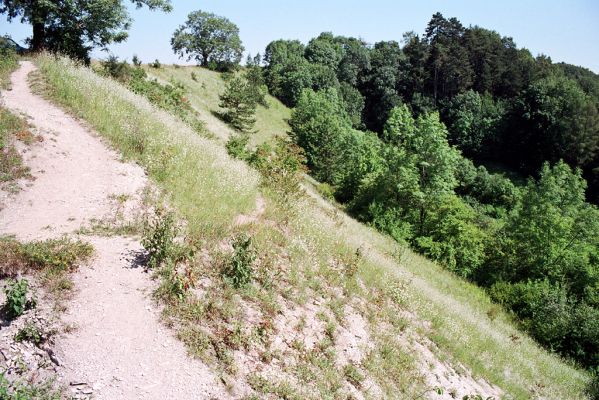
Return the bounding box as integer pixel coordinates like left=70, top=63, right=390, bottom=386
left=225, top=133, right=251, bottom=160
left=0, top=0, right=171, bottom=62
left=1, top=107, right=30, bottom=183
left=151, top=59, right=161, bottom=69
left=0, top=373, right=62, bottom=400
left=3, top=279, right=32, bottom=319
left=223, top=234, right=256, bottom=288
left=443, top=90, right=504, bottom=157
left=456, top=157, right=519, bottom=216
left=142, top=208, right=178, bottom=269
left=249, top=137, right=306, bottom=206
left=0, top=45, right=18, bottom=88
left=289, top=88, right=351, bottom=183
left=102, top=55, right=132, bottom=82
left=15, top=323, right=42, bottom=345
left=414, top=195, right=486, bottom=278
left=171, top=10, right=244, bottom=71
left=484, top=161, right=599, bottom=368
left=507, top=75, right=599, bottom=171
left=132, top=54, right=142, bottom=67
left=126, top=70, right=204, bottom=133
left=0, top=237, right=93, bottom=279
left=219, top=75, right=258, bottom=132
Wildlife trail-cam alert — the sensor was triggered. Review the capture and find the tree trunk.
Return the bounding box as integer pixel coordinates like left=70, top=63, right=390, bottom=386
left=31, top=21, right=46, bottom=52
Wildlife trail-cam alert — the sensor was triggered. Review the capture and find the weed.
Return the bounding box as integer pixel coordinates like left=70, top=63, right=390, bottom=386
left=142, top=208, right=178, bottom=269
left=3, top=279, right=34, bottom=319
left=223, top=234, right=255, bottom=288
left=343, top=364, right=365, bottom=388
left=191, top=71, right=197, bottom=81
left=15, top=323, right=43, bottom=345
left=0, top=373, right=62, bottom=399
left=1, top=107, right=31, bottom=184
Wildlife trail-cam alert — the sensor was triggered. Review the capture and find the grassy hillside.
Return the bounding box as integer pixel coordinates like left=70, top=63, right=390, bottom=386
left=145, top=65, right=291, bottom=146
left=35, top=55, right=593, bottom=399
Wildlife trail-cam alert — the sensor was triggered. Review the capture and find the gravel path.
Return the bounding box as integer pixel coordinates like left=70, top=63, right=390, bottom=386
left=0, top=61, right=228, bottom=399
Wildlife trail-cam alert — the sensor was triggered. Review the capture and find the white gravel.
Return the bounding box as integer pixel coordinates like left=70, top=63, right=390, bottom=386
left=0, top=61, right=229, bottom=400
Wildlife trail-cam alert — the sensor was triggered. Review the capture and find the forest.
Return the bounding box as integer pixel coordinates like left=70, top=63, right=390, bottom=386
left=1, top=0, right=598, bottom=383
left=251, top=13, right=599, bottom=371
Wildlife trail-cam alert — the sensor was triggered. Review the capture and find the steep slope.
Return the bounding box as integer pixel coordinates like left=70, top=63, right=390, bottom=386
left=0, top=61, right=228, bottom=399
left=34, top=55, right=592, bottom=399
left=146, top=65, right=291, bottom=146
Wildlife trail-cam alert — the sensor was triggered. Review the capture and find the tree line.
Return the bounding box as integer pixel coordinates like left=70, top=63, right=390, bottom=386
left=262, top=14, right=599, bottom=371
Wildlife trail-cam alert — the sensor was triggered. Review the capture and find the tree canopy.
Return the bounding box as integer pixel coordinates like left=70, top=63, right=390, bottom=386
left=171, top=10, right=244, bottom=71
left=0, top=0, right=172, bottom=62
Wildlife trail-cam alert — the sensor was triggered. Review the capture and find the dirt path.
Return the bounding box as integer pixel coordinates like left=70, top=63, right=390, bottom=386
left=0, top=62, right=228, bottom=399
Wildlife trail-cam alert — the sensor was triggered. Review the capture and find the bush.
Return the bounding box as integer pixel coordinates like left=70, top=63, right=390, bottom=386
left=102, top=55, right=132, bottom=82
left=3, top=279, right=33, bottom=319
left=142, top=208, right=179, bottom=269
left=225, top=133, right=251, bottom=160
left=0, top=46, right=18, bottom=87
left=414, top=196, right=487, bottom=278
left=223, top=234, right=256, bottom=288
left=15, top=323, right=42, bottom=344
left=249, top=137, right=306, bottom=206
left=132, top=54, right=142, bottom=67
left=151, top=59, right=161, bottom=69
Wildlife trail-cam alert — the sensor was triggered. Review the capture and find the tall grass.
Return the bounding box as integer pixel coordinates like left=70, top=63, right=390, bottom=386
left=35, top=55, right=592, bottom=399
left=147, top=65, right=291, bottom=146
left=36, top=55, right=258, bottom=238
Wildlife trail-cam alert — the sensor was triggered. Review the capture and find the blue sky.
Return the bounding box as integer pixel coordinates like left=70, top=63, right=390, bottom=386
left=2, top=0, right=599, bottom=72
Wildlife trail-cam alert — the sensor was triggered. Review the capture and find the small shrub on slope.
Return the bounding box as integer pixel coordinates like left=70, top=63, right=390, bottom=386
left=223, top=234, right=256, bottom=288
left=3, top=278, right=34, bottom=319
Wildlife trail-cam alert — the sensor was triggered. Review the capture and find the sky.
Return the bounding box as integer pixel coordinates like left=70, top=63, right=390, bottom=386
left=2, top=0, right=599, bottom=73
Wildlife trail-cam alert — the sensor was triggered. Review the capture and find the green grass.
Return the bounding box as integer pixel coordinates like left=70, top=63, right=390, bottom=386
left=36, top=56, right=259, bottom=239
left=0, top=107, right=31, bottom=184
left=146, top=65, right=291, bottom=146
left=35, top=55, right=593, bottom=399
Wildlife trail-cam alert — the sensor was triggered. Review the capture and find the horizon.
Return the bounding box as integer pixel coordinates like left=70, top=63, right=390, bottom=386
left=2, top=0, right=599, bottom=73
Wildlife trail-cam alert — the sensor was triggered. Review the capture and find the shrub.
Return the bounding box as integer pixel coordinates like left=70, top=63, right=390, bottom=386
left=15, top=323, right=42, bottom=344
left=151, top=59, right=161, bottom=69
left=132, top=54, right=142, bottom=67
left=0, top=46, right=17, bottom=88
left=191, top=71, right=198, bottom=82
left=102, top=55, right=132, bottom=82
left=225, top=133, right=251, bottom=160
left=223, top=234, right=255, bottom=288
left=142, top=208, right=178, bottom=269
left=3, top=279, right=33, bottom=319
left=249, top=137, right=306, bottom=207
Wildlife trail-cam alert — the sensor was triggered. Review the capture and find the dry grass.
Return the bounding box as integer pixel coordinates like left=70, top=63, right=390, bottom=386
left=35, top=54, right=593, bottom=400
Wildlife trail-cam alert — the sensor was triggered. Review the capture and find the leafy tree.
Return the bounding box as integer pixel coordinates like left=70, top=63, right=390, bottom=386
left=219, top=75, right=258, bottom=132
left=486, top=161, right=599, bottom=288
left=263, top=39, right=312, bottom=106
left=335, top=36, right=370, bottom=86
left=304, top=32, right=344, bottom=70
left=415, top=195, right=487, bottom=278
left=289, top=88, right=351, bottom=183
left=360, top=40, right=403, bottom=132
left=1, top=0, right=171, bottom=62
left=171, top=10, right=243, bottom=71
left=339, top=82, right=365, bottom=128
left=443, top=90, right=504, bottom=157
left=506, top=76, right=599, bottom=172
